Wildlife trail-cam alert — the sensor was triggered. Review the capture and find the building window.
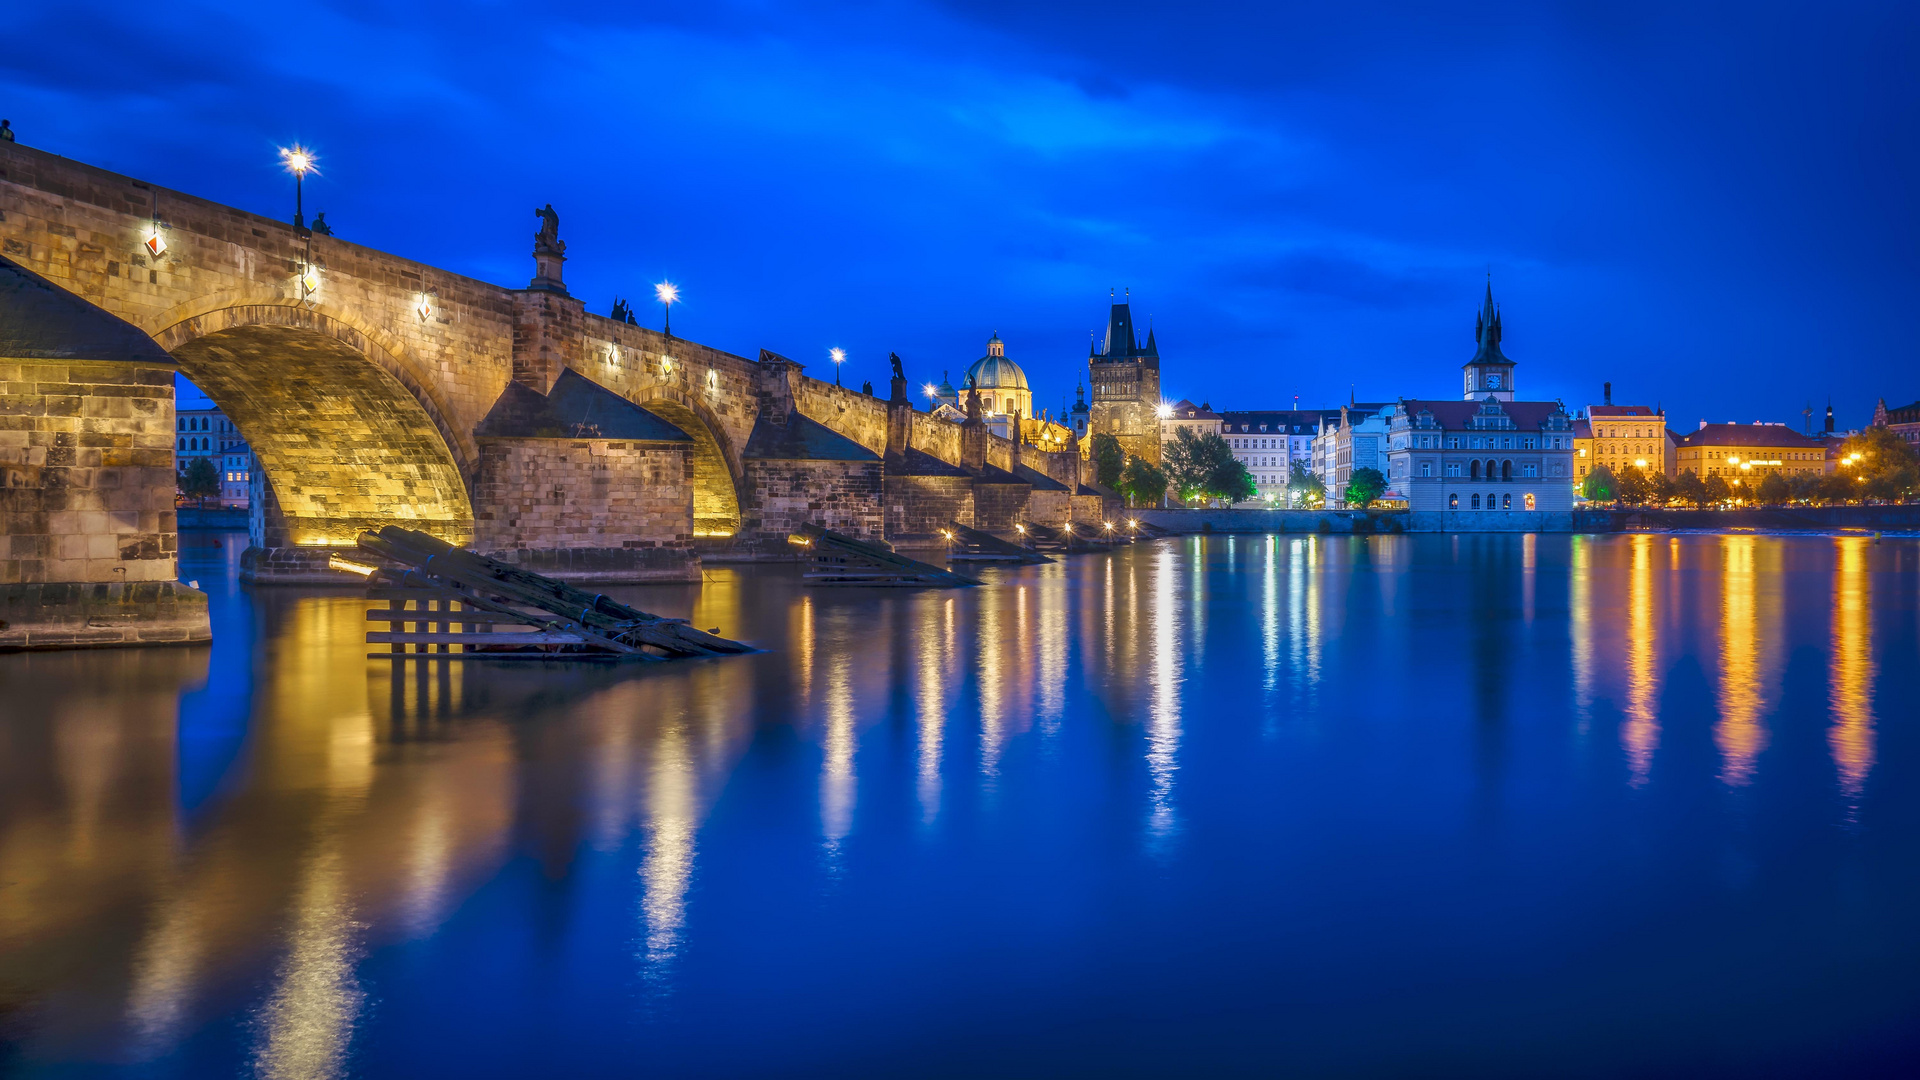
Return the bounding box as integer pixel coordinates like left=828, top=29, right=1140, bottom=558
left=1470, top=460, right=1481, bottom=480
left=1450, top=493, right=1459, bottom=509
left=1471, top=493, right=1480, bottom=509
left=1501, top=460, right=1512, bottom=481
left=1420, top=462, right=1432, bottom=478
left=1525, top=493, right=1536, bottom=510
left=1523, top=437, right=1536, bottom=450
left=1487, top=491, right=1497, bottom=508
left=1523, top=464, right=1538, bottom=478
left=1446, top=463, right=1461, bottom=478
left=1503, top=493, right=1512, bottom=509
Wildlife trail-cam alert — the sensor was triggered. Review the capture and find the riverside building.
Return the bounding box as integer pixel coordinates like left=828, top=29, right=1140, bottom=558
left=176, top=404, right=252, bottom=509
left=1674, top=422, right=1831, bottom=483
left=1379, top=285, right=1577, bottom=512
left=1088, top=296, right=1163, bottom=464
left=1574, top=383, right=1671, bottom=478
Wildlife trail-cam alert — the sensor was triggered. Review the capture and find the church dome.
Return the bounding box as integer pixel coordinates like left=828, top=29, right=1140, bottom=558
left=964, top=334, right=1029, bottom=391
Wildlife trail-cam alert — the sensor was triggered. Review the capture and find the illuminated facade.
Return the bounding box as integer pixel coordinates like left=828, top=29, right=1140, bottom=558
left=1218, top=409, right=1333, bottom=501
left=175, top=404, right=252, bottom=508
left=1872, top=397, right=1920, bottom=452
left=1674, top=422, right=1831, bottom=484
left=1574, top=389, right=1670, bottom=479
left=1088, top=298, right=1163, bottom=464
left=1380, top=285, right=1577, bottom=511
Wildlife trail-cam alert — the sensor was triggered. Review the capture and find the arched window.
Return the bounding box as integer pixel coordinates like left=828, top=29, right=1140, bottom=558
left=178, top=437, right=186, bottom=450
left=1502, top=460, right=1513, bottom=481
left=1470, top=460, right=1481, bottom=480
left=1488, top=491, right=1497, bottom=508
left=1449, top=493, right=1459, bottom=509
left=1471, top=493, right=1481, bottom=509
left=1502, top=493, right=1512, bottom=509
left=1524, top=493, right=1536, bottom=510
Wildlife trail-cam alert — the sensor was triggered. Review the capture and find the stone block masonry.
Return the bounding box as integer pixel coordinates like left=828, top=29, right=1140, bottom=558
left=472, top=437, right=700, bottom=582
left=1, top=360, right=181, bottom=585
left=739, top=459, right=885, bottom=555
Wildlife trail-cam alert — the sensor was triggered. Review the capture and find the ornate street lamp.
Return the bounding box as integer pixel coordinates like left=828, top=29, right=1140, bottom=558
left=655, top=281, right=679, bottom=337
left=830, top=347, right=846, bottom=387
left=278, top=144, right=317, bottom=230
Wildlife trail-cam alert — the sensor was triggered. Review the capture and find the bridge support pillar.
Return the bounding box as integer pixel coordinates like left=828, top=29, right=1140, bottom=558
left=0, top=358, right=210, bottom=648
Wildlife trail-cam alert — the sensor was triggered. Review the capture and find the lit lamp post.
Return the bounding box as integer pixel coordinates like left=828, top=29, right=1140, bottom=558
left=830, top=347, right=846, bottom=387
left=655, top=281, right=679, bottom=337
left=279, top=144, right=317, bottom=230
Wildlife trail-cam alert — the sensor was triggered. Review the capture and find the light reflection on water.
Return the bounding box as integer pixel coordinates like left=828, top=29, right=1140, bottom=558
left=1, top=532, right=1916, bottom=1077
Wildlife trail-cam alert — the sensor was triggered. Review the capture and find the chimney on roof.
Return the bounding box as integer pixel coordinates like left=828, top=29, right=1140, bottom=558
left=1603, top=381, right=1612, bottom=406
left=1699, top=420, right=1708, bottom=430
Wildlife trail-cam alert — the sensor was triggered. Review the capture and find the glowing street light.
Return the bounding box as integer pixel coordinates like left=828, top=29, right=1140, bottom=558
left=278, top=144, right=318, bottom=230
left=923, top=382, right=938, bottom=399
left=830, top=347, right=846, bottom=387
left=655, top=281, right=679, bottom=336
left=1156, top=402, right=1174, bottom=419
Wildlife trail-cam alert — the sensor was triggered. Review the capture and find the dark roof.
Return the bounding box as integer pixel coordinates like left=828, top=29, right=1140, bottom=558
left=1167, top=398, right=1221, bottom=420
left=1393, top=399, right=1569, bottom=430
left=1588, top=405, right=1659, bottom=417
left=897, top=446, right=970, bottom=477
left=0, top=254, right=173, bottom=364
left=1676, top=423, right=1824, bottom=449
left=1463, top=282, right=1514, bottom=369
left=742, top=408, right=880, bottom=461
left=1570, top=419, right=1592, bottom=438
left=1218, top=407, right=1383, bottom=434
left=1014, top=462, right=1070, bottom=491
left=1093, top=301, right=1156, bottom=360
left=474, top=368, right=691, bottom=440
left=1884, top=400, right=1920, bottom=424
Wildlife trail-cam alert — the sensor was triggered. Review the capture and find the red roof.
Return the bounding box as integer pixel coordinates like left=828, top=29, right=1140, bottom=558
left=1570, top=419, right=1592, bottom=438
left=1676, top=423, right=1823, bottom=449
left=1587, top=405, right=1659, bottom=417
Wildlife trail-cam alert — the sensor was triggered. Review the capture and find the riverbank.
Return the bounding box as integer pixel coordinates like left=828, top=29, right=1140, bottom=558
left=1132, top=505, right=1920, bottom=534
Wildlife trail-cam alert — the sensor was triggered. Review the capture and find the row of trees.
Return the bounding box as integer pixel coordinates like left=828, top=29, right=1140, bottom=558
left=1581, top=427, right=1920, bottom=507
left=1092, top=430, right=1392, bottom=510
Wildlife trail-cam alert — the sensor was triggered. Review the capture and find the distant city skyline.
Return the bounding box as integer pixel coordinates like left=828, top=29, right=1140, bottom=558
left=18, top=1, right=1908, bottom=429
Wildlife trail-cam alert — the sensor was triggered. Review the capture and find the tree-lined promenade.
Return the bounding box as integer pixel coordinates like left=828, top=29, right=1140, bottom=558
left=1581, top=426, right=1920, bottom=508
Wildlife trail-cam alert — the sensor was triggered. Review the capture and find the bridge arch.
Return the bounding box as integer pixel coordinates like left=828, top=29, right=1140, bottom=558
left=626, top=384, right=743, bottom=537
left=157, top=303, right=475, bottom=547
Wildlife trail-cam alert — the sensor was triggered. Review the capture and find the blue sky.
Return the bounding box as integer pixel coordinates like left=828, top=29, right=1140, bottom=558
left=8, top=1, right=1916, bottom=426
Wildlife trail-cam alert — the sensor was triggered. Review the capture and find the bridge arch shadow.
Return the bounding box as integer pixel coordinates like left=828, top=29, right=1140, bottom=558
left=626, top=384, right=742, bottom=537
left=159, top=306, right=474, bottom=547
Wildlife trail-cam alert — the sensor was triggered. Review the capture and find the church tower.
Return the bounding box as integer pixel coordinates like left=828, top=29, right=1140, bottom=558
left=1087, top=294, right=1163, bottom=463
left=1462, top=282, right=1516, bottom=401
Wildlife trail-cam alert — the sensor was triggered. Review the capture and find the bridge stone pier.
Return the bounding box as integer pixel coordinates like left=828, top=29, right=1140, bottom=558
left=0, top=141, right=1114, bottom=647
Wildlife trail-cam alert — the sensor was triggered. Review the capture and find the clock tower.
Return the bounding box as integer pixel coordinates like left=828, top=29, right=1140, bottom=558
left=1462, top=282, right=1515, bottom=401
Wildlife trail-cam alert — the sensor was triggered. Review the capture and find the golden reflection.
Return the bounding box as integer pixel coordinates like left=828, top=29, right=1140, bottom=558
left=641, top=718, right=697, bottom=967
left=1145, top=545, right=1182, bottom=848
left=1829, top=539, right=1876, bottom=802
left=917, top=596, right=954, bottom=824
left=1570, top=535, right=1592, bottom=733
left=1287, top=537, right=1322, bottom=697
left=1037, top=567, right=1067, bottom=735
left=821, top=647, right=856, bottom=848
left=1261, top=539, right=1280, bottom=704
left=1522, top=532, right=1536, bottom=625
left=1622, top=534, right=1659, bottom=786
left=253, top=826, right=361, bottom=1080
left=1714, top=536, right=1777, bottom=786
left=978, top=583, right=1008, bottom=776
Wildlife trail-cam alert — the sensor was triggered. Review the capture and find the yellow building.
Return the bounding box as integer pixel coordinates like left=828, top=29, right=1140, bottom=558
left=1674, top=422, right=1831, bottom=484
left=1575, top=397, right=1671, bottom=480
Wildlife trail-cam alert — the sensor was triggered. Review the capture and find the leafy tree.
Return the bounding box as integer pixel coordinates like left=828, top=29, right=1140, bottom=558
left=1757, top=471, right=1790, bottom=506
left=1118, top=454, right=1168, bottom=508
left=1814, top=471, right=1857, bottom=505
left=1090, top=433, right=1126, bottom=490
left=1788, top=472, right=1824, bottom=504
left=1702, top=473, right=1732, bottom=506
left=1288, top=462, right=1326, bottom=509
left=1615, top=465, right=1652, bottom=506
left=179, top=458, right=220, bottom=507
left=1648, top=470, right=1677, bottom=506
left=1163, top=428, right=1242, bottom=505
left=1673, top=469, right=1705, bottom=508
left=1580, top=464, right=1617, bottom=503
left=1343, top=466, right=1387, bottom=509
left=1212, top=456, right=1258, bottom=505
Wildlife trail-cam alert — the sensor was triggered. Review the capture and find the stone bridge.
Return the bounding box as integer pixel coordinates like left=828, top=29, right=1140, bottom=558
left=0, top=141, right=1106, bottom=646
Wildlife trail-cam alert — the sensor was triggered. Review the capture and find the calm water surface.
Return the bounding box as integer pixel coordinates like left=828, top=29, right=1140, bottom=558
left=3, top=531, right=1918, bottom=1077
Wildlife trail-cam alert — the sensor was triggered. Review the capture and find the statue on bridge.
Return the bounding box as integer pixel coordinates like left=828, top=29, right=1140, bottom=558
left=965, top=373, right=982, bottom=423
left=309, top=212, right=333, bottom=236
left=888, top=352, right=907, bottom=404
left=534, top=204, right=565, bottom=255
left=889, top=352, right=905, bottom=383
left=610, top=297, right=637, bottom=325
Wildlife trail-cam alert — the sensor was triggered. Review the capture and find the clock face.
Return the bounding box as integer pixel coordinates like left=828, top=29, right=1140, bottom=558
left=1487, top=373, right=1502, bottom=389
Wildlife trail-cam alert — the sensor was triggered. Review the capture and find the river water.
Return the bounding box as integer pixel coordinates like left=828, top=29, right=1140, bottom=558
left=2, top=531, right=1917, bottom=1077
